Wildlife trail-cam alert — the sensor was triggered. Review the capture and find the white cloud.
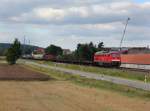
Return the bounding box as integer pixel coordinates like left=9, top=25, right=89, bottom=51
left=0, top=0, right=150, bottom=50
left=34, top=8, right=65, bottom=20
left=68, top=7, right=89, bottom=18
left=7, top=1, right=150, bottom=26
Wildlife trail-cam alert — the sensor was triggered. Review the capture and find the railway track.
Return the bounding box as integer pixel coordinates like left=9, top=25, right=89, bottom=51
left=22, top=58, right=150, bottom=73
left=119, top=67, right=150, bottom=73
left=53, top=59, right=150, bottom=73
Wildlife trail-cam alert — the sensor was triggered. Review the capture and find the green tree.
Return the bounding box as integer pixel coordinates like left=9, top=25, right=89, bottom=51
left=98, top=42, right=104, bottom=51
left=24, top=47, right=32, bottom=54
left=6, top=38, right=22, bottom=65
left=75, top=42, right=97, bottom=61
left=45, top=44, right=63, bottom=56
left=89, top=42, right=97, bottom=60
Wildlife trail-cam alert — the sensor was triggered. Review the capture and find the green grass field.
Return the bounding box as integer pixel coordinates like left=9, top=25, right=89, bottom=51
left=24, top=63, right=150, bottom=100
left=0, top=56, right=6, bottom=64
left=0, top=61, right=149, bottom=111
left=0, top=56, right=5, bottom=60
left=35, top=60, right=150, bottom=82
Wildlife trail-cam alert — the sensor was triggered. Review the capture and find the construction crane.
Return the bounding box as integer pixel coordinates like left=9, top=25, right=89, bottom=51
left=120, top=17, right=130, bottom=52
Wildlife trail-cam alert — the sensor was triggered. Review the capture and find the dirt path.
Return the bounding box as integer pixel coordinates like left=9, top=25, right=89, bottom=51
left=0, top=81, right=149, bottom=111
left=0, top=64, right=50, bottom=81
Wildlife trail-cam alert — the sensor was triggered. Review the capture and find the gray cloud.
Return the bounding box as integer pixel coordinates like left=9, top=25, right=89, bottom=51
left=2, top=1, right=148, bottom=27
left=0, top=0, right=149, bottom=49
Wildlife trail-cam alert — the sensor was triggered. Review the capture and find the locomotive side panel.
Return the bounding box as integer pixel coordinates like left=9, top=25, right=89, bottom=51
left=94, top=51, right=121, bottom=67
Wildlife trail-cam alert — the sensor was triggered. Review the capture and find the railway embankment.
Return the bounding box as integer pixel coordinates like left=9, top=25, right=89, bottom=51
left=28, top=60, right=150, bottom=82
left=21, top=60, right=150, bottom=91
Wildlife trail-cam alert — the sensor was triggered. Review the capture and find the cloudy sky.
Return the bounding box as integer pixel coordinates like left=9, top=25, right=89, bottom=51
left=0, top=0, right=150, bottom=50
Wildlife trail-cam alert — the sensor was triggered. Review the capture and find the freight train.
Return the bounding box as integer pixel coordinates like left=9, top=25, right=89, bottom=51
left=27, top=50, right=121, bottom=67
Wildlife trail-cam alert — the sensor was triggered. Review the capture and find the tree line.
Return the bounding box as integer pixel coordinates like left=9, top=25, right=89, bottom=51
left=4, top=38, right=104, bottom=65
left=75, top=42, right=104, bottom=61
left=56, top=42, right=104, bottom=62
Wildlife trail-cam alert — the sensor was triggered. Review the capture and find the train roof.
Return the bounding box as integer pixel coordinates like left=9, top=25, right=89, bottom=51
left=95, top=51, right=120, bottom=55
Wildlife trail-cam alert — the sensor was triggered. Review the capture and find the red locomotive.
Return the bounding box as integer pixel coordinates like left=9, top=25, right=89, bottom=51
left=94, top=51, right=121, bottom=67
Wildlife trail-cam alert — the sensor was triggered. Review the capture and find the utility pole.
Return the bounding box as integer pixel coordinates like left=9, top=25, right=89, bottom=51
left=28, top=39, right=30, bottom=46
left=120, top=17, right=130, bottom=52
left=23, top=35, right=26, bottom=55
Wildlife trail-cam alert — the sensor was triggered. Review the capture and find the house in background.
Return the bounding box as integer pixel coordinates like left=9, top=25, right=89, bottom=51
left=127, top=47, right=150, bottom=54
left=32, top=48, right=45, bottom=59
left=63, top=49, right=72, bottom=55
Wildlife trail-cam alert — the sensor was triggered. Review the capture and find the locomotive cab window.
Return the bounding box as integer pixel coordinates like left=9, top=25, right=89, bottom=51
left=112, top=54, right=117, bottom=58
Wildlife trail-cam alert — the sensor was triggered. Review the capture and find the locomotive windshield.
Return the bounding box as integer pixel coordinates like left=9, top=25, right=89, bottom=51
left=112, top=53, right=120, bottom=58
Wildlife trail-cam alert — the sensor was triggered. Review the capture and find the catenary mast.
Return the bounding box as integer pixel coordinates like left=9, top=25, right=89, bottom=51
left=120, top=17, right=130, bottom=52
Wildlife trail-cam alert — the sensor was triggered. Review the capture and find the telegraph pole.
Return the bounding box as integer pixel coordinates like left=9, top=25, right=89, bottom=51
left=28, top=39, right=30, bottom=46
left=23, top=35, right=26, bottom=55
left=120, top=17, right=130, bottom=52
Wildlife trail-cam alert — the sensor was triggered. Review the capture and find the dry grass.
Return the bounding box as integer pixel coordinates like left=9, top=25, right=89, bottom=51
left=0, top=81, right=150, bottom=111
left=25, top=63, right=150, bottom=99
left=0, top=62, right=149, bottom=111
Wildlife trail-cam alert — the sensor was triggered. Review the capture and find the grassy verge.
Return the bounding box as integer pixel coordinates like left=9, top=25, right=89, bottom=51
left=24, top=63, right=150, bottom=100
left=0, top=56, right=6, bottom=64
left=34, top=60, right=150, bottom=82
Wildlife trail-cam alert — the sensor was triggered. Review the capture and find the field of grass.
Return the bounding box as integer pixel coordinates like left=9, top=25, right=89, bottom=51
left=0, top=56, right=6, bottom=64
left=24, top=63, right=150, bottom=100
left=0, top=56, right=5, bottom=60
left=0, top=62, right=149, bottom=111
left=34, top=60, right=150, bottom=82
left=1, top=81, right=150, bottom=111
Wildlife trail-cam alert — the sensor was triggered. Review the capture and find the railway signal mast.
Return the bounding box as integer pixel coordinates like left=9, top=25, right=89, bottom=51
left=120, top=17, right=130, bottom=52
